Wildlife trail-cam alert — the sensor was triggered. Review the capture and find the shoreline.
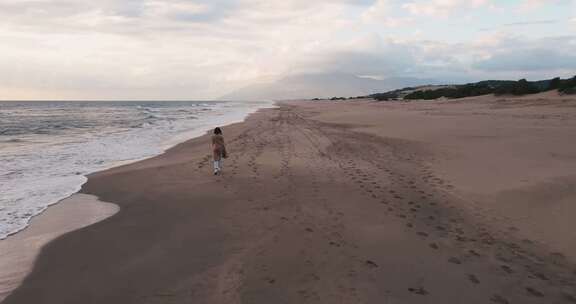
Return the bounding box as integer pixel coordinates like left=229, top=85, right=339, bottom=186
left=0, top=194, right=119, bottom=302
left=0, top=103, right=274, bottom=302
left=0, top=100, right=274, bottom=241
left=4, top=96, right=576, bottom=303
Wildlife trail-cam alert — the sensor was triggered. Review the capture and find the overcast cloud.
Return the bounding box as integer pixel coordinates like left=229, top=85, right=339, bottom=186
left=0, top=0, right=575, bottom=99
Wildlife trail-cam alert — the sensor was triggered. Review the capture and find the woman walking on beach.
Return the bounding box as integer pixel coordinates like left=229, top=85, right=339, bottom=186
left=211, top=127, right=227, bottom=175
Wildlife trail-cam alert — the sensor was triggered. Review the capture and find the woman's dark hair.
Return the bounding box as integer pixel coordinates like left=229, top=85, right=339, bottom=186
left=214, top=127, right=222, bottom=135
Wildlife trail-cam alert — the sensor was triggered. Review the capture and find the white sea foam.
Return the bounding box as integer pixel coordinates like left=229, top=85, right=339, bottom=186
left=0, top=100, right=275, bottom=239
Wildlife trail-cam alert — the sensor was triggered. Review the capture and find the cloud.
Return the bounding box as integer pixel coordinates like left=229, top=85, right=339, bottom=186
left=472, top=35, right=576, bottom=72
left=502, top=20, right=558, bottom=26
left=142, top=0, right=239, bottom=23
left=519, top=0, right=548, bottom=10
left=475, top=48, right=576, bottom=71
left=518, top=0, right=574, bottom=11
left=479, top=19, right=559, bottom=31
left=0, top=0, right=367, bottom=99
left=362, top=1, right=414, bottom=27
left=0, top=0, right=574, bottom=99
left=402, top=0, right=492, bottom=17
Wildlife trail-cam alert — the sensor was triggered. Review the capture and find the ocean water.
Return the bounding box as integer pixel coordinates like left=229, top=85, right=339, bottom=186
left=0, top=100, right=273, bottom=239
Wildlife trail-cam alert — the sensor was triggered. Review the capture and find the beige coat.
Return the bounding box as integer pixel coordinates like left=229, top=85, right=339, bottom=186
left=211, top=134, right=226, bottom=160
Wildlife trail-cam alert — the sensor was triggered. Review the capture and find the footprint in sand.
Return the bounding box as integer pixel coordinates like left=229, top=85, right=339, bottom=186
left=456, top=236, right=468, bottom=242
left=521, top=238, right=534, bottom=245
left=525, top=287, right=544, bottom=297
left=408, top=287, right=429, bottom=296
left=532, top=272, right=548, bottom=281
left=364, top=260, right=379, bottom=268
left=490, top=294, right=509, bottom=304
left=551, top=252, right=567, bottom=261
left=467, top=274, right=480, bottom=284
left=500, top=265, right=514, bottom=274
left=468, top=249, right=481, bottom=257
left=563, top=293, right=576, bottom=303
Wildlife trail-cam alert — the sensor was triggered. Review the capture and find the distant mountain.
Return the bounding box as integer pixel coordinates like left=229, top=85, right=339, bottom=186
left=220, top=73, right=435, bottom=101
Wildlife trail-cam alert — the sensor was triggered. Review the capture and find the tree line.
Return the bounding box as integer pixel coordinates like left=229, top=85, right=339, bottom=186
left=370, top=76, right=576, bottom=101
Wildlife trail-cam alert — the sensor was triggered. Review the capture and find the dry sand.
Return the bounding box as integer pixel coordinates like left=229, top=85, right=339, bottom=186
left=4, top=93, right=576, bottom=303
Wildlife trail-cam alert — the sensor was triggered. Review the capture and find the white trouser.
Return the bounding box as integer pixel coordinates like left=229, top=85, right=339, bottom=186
left=213, top=160, right=222, bottom=171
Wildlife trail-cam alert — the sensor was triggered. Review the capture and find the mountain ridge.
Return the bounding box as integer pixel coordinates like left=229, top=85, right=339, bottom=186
left=220, top=73, right=436, bottom=101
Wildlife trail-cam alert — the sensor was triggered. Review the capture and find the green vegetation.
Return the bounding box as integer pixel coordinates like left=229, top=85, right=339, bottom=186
left=310, top=76, right=576, bottom=102
left=559, top=76, right=576, bottom=94
left=494, top=79, right=540, bottom=96
left=548, top=77, right=562, bottom=90
left=370, top=88, right=414, bottom=101
left=375, top=76, right=576, bottom=101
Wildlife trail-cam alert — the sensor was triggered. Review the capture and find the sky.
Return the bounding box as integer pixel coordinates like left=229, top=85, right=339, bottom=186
left=0, top=0, right=575, bottom=100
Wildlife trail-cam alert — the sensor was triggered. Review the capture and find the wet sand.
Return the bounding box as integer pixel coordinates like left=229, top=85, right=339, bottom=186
left=4, top=93, right=576, bottom=303
left=0, top=194, right=118, bottom=302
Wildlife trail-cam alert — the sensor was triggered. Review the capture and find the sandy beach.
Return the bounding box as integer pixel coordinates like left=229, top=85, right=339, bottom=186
left=4, top=93, right=576, bottom=303
left=0, top=194, right=118, bottom=302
